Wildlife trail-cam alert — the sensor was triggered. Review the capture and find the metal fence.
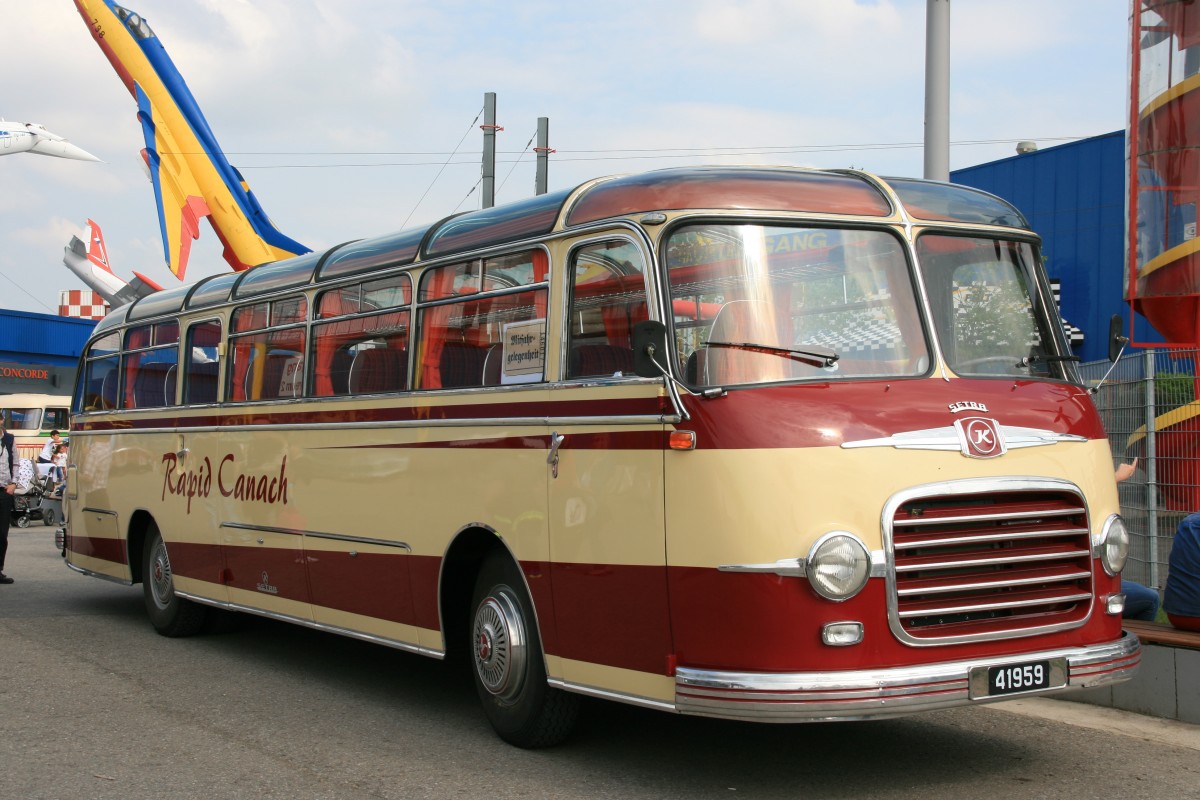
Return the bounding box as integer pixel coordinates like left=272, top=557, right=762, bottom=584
left=1082, top=348, right=1200, bottom=590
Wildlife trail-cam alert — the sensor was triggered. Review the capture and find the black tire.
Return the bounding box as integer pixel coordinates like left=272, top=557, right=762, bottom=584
left=470, top=552, right=579, bottom=748
left=42, top=508, right=55, bottom=526
left=15, top=514, right=29, bottom=528
left=142, top=525, right=207, bottom=637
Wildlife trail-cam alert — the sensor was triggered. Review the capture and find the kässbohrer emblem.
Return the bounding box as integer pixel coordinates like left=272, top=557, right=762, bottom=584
left=954, top=416, right=1006, bottom=458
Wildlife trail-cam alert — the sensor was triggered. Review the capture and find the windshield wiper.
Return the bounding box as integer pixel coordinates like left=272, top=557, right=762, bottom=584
left=707, top=341, right=840, bottom=369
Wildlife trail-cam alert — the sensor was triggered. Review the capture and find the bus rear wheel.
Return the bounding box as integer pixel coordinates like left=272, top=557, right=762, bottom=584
left=470, top=552, right=579, bottom=748
left=142, top=525, right=207, bottom=637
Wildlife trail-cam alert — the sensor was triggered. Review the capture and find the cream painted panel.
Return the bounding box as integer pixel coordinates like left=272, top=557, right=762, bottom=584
left=665, top=439, right=1119, bottom=568
left=67, top=551, right=129, bottom=582
left=548, top=426, right=667, bottom=566
left=554, top=658, right=676, bottom=704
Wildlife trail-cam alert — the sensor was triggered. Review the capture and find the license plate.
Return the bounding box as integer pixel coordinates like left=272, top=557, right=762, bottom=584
left=968, top=658, right=1067, bottom=699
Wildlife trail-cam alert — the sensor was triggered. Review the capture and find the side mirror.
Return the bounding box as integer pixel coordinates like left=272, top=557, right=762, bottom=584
left=1108, top=314, right=1129, bottom=362
left=632, top=320, right=670, bottom=379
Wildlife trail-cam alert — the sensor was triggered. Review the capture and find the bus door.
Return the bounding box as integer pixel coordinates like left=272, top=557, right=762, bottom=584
left=547, top=238, right=672, bottom=689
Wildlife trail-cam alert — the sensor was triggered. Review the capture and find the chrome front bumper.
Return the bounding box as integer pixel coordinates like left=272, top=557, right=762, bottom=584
left=675, top=631, right=1140, bottom=722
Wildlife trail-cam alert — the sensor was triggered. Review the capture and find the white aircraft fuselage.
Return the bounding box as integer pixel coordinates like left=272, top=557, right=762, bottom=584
left=0, top=120, right=100, bottom=162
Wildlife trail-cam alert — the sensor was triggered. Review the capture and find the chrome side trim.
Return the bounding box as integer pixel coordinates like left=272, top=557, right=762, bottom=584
left=546, top=678, right=677, bottom=713
left=674, top=632, right=1139, bottom=723
left=72, top=413, right=674, bottom=437
left=80, top=507, right=118, bottom=516
left=718, top=550, right=887, bottom=579
left=64, top=560, right=133, bottom=586
left=219, top=522, right=412, bottom=552
left=174, top=590, right=444, bottom=659
left=841, top=425, right=1087, bottom=451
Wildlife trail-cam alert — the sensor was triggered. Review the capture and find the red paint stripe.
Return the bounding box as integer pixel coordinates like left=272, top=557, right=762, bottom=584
left=677, top=378, right=1106, bottom=449
left=668, top=567, right=1125, bottom=671
left=66, top=534, right=128, bottom=566
left=77, top=379, right=1105, bottom=450
left=66, top=544, right=1125, bottom=677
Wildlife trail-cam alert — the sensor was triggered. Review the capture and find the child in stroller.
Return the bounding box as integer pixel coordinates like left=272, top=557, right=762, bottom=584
left=12, top=458, right=58, bottom=527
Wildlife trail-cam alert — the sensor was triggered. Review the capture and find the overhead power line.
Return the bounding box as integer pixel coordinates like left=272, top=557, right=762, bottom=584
left=184, top=135, right=1095, bottom=170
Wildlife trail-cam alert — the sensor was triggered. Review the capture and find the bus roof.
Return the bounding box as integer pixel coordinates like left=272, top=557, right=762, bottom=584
left=99, top=166, right=1029, bottom=338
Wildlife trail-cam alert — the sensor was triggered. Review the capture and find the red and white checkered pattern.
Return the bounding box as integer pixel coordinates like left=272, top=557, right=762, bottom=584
left=59, top=289, right=108, bottom=320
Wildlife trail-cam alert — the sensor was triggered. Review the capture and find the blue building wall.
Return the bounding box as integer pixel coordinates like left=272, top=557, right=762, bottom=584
left=0, top=309, right=96, bottom=395
left=951, top=131, right=1161, bottom=363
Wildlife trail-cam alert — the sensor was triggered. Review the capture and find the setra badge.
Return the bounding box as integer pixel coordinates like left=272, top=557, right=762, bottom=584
left=954, top=417, right=1007, bottom=459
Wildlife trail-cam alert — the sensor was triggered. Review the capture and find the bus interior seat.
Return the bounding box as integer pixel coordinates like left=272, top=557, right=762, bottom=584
left=439, top=342, right=488, bottom=388
left=705, top=300, right=788, bottom=385
left=99, top=370, right=118, bottom=409
left=260, top=354, right=294, bottom=399
left=349, top=348, right=403, bottom=394
left=187, top=362, right=219, bottom=404
left=684, top=348, right=707, bottom=384
left=329, top=349, right=354, bottom=395
left=133, top=365, right=168, bottom=408
left=569, top=343, right=634, bottom=378
left=482, top=345, right=503, bottom=385
left=163, top=364, right=178, bottom=406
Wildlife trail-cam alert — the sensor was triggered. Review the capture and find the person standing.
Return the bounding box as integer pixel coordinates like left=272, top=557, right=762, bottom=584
left=0, top=424, right=15, bottom=584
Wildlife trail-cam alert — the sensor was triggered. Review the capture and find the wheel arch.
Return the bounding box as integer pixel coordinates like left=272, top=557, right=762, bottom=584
left=125, top=509, right=156, bottom=584
left=439, top=524, right=547, bottom=664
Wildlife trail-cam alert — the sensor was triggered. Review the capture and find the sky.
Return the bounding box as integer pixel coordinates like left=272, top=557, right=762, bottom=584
left=1, top=0, right=1134, bottom=316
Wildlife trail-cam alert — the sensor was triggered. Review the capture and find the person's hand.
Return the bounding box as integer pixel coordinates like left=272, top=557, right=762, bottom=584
left=5, top=483, right=14, bottom=495
left=1115, top=457, right=1139, bottom=483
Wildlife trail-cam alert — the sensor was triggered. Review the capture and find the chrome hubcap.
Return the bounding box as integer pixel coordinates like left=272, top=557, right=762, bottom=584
left=149, top=539, right=174, bottom=609
left=472, top=589, right=527, bottom=701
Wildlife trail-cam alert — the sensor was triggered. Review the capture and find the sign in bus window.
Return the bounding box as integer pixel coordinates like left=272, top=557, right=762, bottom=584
left=499, top=319, right=546, bottom=384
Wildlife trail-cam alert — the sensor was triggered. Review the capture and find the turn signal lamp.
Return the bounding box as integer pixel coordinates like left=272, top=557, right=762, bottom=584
left=669, top=431, right=697, bottom=450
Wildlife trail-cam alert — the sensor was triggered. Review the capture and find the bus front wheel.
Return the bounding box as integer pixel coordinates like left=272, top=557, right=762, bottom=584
left=142, top=526, right=207, bottom=637
left=470, top=552, right=579, bottom=748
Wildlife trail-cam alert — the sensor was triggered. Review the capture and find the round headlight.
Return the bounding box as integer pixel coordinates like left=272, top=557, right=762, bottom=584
left=1099, top=515, right=1130, bottom=576
left=806, top=532, right=871, bottom=601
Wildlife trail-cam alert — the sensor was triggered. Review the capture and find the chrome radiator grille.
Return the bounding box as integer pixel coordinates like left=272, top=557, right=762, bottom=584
left=887, top=482, right=1094, bottom=644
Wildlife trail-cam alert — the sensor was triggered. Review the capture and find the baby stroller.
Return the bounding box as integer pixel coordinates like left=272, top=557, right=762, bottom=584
left=11, top=459, right=58, bottom=528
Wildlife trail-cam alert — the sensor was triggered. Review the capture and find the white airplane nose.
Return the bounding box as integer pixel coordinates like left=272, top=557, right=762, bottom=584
left=30, top=138, right=102, bottom=162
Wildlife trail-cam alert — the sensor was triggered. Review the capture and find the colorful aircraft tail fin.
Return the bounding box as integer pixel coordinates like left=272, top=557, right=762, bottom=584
left=73, top=0, right=310, bottom=280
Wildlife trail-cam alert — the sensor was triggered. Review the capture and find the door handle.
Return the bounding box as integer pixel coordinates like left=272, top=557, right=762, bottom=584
left=547, top=431, right=565, bottom=478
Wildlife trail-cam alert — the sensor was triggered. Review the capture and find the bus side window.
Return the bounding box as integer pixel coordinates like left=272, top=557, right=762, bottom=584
left=184, top=320, right=222, bottom=405
left=228, top=297, right=307, bottom=402
left=312, top=275, right=411, bottom=397
left=566, top=240, right=648, bottom=379
left=416, top=252, right=547, bottom=389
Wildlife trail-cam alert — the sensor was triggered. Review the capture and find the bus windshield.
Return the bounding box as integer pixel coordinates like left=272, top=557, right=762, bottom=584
left=666, top=223, right=928, bottom=387
left=916, top=234, right=1077, bottom=383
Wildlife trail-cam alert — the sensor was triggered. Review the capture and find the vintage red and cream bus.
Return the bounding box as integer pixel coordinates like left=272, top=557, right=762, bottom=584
left=2, top=392, right=70, bottom=460
left=64, top=166, right=1139, bottom=747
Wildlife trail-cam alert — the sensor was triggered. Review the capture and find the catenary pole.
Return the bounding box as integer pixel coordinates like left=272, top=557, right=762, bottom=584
left=924, top=0, right=950, bottom=181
